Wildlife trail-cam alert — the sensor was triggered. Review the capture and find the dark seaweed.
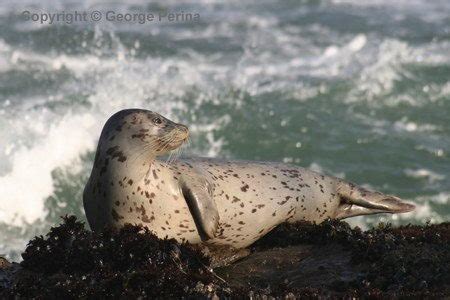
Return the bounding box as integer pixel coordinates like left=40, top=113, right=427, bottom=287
left=2, top=216, right=228, bottom=299
left=1, top=217, right=449, bottom=299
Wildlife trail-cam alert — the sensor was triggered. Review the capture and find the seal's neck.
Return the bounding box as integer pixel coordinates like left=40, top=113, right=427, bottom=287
left=93, top=137, right=158, bottom=182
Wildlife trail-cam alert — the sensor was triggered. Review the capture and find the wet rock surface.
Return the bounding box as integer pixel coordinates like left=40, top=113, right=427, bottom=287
left=1, top=216, right=449, bottom=298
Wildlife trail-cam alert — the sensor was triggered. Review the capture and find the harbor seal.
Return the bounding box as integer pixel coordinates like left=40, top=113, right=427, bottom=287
left=83, top=109, right=415, bottom=249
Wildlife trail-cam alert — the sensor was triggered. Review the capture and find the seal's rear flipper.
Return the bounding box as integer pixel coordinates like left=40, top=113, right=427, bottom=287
left=335, top=182, right=415, bottom=219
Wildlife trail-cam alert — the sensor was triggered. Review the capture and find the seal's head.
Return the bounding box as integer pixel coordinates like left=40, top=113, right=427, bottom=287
left=101, top=109, right=189, bottom=157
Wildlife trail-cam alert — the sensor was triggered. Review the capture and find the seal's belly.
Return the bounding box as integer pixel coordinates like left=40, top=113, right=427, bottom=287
left=108, top=158, right=341, bottom=249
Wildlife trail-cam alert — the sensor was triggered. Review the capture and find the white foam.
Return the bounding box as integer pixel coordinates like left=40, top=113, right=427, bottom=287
left=393, top=119, right=438, bottom=133
left=353, top=39, right=411, bottom=101
left=404, top=168, right=445, bottom=184
left=0, top=113, right=97, bottom=225
left=416, top=192, right=450, bottom=205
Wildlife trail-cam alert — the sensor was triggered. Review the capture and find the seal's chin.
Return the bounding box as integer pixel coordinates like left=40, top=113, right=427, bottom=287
left=165, top=139, right=183, bottom=151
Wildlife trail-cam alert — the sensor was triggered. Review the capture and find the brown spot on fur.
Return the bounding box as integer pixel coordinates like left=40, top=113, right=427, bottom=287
left=131, top=133, right=150, bottom=139
left=240, top=184, right=249, bottom=192
left=142, top=214, right=154, bottom=223
left=106, top=146, right=127, bottom=162
left=278, top=199, right=288, bottom=205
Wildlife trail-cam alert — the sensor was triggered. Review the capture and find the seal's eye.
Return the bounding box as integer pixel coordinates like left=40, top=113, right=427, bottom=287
left=153, top=117, right=163, bottom=125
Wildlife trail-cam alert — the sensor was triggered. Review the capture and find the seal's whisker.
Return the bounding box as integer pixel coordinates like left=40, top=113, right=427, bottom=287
left=177, top=137, right=190, bottom=160
left=168, top=147, right=182, bottom=165
left=166, top=149, right=175, bottom=164
left=133, top=134, right=177, bottom=164
left=164, top=136, right=179, bottom=165
left=167, top=137, right=188, bottom=166
left=176, top=146, right=183, bottom=160
left=168, top=131, right=188, bottom=165
left=186, top=137, right=192, bottom=152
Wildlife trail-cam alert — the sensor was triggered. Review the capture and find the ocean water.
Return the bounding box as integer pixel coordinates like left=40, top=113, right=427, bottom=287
left=0, top=0, right=449, bottom=261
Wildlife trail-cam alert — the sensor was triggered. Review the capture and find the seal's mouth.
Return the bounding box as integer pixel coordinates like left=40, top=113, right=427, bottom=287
left=166, top=124, right=189, bottom=150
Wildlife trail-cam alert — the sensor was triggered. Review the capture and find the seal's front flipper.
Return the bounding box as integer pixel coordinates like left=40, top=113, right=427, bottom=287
left=335, top=181, right=415, bottom=219
left=180, top=175, right=219, bottom=240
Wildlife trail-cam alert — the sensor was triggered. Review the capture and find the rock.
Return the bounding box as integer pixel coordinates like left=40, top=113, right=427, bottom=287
left=216, top=244, right=360, bottom=291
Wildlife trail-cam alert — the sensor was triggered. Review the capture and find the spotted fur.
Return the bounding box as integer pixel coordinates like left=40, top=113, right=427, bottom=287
left=84, top=109, right=415, bottom=249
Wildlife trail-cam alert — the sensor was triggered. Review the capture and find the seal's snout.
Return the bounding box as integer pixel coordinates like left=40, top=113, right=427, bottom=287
left=177, top=124, right=189, bottom=140
left=164, top=123, right=189, bottom=151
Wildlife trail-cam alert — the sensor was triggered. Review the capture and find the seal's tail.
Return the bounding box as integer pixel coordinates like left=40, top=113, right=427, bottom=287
left=334, top=181, right=415, bottom=219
